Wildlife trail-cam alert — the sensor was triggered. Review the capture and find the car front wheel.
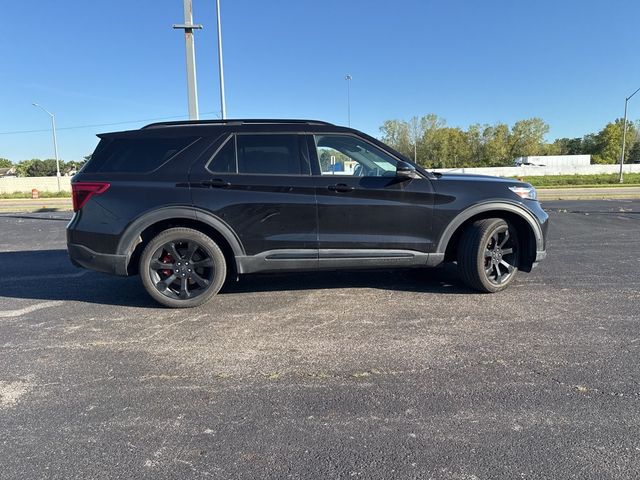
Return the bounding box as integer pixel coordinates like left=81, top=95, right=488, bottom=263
left=457, top=218, right=519, bottom=293
left=139, top=227, right=226, bottom=308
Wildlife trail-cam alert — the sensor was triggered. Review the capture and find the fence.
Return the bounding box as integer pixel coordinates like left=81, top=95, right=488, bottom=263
left=0, top=176, right=72, bottom=194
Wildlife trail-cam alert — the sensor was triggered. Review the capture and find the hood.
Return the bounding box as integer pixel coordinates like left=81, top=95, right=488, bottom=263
left=436, top=172, right=528, bottom=186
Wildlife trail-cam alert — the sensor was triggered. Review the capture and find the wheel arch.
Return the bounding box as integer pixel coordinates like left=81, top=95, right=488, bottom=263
left=437, top=202, right=543, bottom=272
left=116, top=207, right=244, bottom=276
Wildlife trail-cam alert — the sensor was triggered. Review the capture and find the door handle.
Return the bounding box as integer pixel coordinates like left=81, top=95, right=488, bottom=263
left=327, top=183, right=354, bottom=193
left=202, top=178, right=231, bottom=188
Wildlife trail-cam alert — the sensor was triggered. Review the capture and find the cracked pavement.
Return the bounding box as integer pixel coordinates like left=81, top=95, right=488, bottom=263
left=0, top=200, right=639, bottom=479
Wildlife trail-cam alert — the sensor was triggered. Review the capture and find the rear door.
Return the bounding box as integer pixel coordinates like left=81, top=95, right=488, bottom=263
left=188, top=132, right=318, bottom=260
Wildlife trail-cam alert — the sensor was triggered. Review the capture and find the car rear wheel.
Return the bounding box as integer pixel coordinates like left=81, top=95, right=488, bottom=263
left=457, top=218, right=519, bottom=293
left=139, top=227, right=226, bottom=308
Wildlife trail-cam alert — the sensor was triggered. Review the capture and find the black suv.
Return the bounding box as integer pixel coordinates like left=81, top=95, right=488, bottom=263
left=67, top=119, right=548, bottom=307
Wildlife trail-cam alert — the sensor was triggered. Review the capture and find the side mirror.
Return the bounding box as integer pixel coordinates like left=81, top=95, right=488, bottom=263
left=396, top=160, right=417, bottom=179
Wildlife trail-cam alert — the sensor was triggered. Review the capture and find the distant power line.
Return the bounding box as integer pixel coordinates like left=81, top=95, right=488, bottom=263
left=0, top=111, right=219, bottom=135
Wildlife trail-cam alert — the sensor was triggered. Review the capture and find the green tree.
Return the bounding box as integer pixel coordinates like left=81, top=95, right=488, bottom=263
left=378, top=114, right=640, bottom=168
left=15, top=160, right=34, bottom=177
left=416, top=114, right=447, bottom=166
left=15, top=159, right=59, bottom=177
left=509, top=118, right=550, bottom=158
left=465, top=124, right=484, bottom=165
left=380, top=119, right=412, bottom=159
left=481, top=123, right=511, bottom=166
left=592, top=119, right=637, bottom=164
left=30, top=159, right=60, bottom=176
left=581, top=133, right=599, bottom=155
left=552, top=137, right=583, bottom=155
left=318, top=149, right=350, bottom=172
left=628, top=138, right=640, bottom=163
left=380, top=114, right=447, bottom=166
left=0, top=158, right=12, bottom=168
left=424, top=127, right=470, bottom=168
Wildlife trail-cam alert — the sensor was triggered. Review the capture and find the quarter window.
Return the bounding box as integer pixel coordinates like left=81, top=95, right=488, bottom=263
left=93, top=137, right=196, bottom=173
left=208, top=136, right=236, bottom=173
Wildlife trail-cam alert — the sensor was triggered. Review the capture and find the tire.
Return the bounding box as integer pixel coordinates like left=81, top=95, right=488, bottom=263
left=139, top=227, right=226, bottom=308
left=457, top=218, right=519, bottom=293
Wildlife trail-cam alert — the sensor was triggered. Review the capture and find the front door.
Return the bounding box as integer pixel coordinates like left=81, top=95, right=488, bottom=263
left=310, top=134, right=435, bottom=256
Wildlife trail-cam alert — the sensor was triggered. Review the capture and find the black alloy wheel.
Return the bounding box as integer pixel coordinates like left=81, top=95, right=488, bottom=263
left=457, top=218, right=519, bottom=293
left=140, top=228, right=226, bottom=308
left=483, top=224, right=518, bottom=286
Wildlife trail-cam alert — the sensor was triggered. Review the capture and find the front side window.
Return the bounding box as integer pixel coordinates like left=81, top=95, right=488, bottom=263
left=315, top=135, right=399, bottom=177
left=237, top=134, right=308, bottom=175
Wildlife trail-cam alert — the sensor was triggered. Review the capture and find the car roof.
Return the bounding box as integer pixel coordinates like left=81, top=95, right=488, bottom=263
left=98, top=119, right=358, bottom=138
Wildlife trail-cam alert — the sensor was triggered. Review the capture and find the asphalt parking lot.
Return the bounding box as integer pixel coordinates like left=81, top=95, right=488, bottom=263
left=1, top=200, right=639, bottom=479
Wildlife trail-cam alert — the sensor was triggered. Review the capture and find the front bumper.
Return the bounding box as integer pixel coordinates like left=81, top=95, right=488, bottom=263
left=67, top=243, right=128, bottom=276
left=530, top=249, right=547, bottom=269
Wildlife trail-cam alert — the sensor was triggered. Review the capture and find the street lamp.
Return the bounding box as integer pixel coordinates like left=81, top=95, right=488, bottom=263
left=32, top=103, right=61, bottom=191
left=619, top=86, right=640, bottom=184
left=345, top=74, right=352, bottom=127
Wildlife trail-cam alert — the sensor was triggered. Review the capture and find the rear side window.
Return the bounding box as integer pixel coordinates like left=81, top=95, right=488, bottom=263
left=237, top=134, right=308, bottom=175
left=90, top=137, right=197, bottom=173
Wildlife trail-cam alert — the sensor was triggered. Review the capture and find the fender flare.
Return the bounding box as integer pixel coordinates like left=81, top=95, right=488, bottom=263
left=435, top=201, right=544, bottom=254
left=116, top=206, right=245, bottom=266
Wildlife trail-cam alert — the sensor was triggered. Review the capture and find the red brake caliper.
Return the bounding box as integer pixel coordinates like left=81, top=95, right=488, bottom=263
left=161, top=252, right=173, bottom=277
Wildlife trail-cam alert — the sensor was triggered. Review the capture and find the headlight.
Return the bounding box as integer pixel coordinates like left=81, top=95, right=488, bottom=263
left=509, top=185, right=537, bottom=200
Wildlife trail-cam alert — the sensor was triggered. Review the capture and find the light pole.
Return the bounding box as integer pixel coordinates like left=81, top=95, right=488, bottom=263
left=173, top=0, right=203, bottom=120
left=216, top=0, right=227, bottom=119
left=32, top=103, right=61, bottom=191
left=619, top=86, right=640, bottom=184
left=345, top=74, right=352, bottom=127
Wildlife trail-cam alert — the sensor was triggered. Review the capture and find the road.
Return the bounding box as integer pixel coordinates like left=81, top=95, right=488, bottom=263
left=0, top=200, right=639, bottom=479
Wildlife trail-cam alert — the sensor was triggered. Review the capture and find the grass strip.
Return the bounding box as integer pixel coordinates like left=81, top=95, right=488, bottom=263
left=513, top=173, right=640, bottom=187
left=0, top=191, right=72, bottom=199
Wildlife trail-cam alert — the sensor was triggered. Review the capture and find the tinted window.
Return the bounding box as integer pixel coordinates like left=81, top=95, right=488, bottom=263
left=208, top=136, right=236, bottom=173
left=315, top=135, right=398, bottom=177
left=93, top=137, right=196, bottom=173
left=237, top=134, right=308, bottom=175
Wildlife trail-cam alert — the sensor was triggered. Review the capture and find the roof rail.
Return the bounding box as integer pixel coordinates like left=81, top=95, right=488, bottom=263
left=142, top=119, right=334, bottom=129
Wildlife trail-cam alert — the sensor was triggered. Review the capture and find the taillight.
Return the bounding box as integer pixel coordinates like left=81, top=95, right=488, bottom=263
left=72, top=182, right=110, bottom=212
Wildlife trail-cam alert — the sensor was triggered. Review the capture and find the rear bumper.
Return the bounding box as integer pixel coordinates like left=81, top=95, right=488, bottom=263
left=67, top=243, right=128, bottom=276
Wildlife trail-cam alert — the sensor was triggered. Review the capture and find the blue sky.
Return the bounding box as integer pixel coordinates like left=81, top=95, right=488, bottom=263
left=1, top=0, right=639, bottom=162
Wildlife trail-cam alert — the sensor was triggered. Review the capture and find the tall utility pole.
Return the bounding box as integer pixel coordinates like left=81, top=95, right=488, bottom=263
left=173, top=0, right=203, bottom=120
left=345, top=74, right=352, bottom=127
left=32, top=103, right=61, bottom=192
left=619, top=86, right=640, bottom=183
left=216, top=0, right=227, bottom=119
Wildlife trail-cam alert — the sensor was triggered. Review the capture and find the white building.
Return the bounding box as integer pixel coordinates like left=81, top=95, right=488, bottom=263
left=514, top=154, right=591, bottom=167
